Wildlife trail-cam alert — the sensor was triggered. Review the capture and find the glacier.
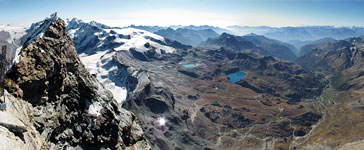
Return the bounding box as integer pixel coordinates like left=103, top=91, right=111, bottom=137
left=66, top=18, right=176, bottom=104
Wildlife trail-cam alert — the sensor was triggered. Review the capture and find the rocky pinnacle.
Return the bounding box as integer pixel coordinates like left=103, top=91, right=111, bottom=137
left=4, top=16, right=151, bottom=150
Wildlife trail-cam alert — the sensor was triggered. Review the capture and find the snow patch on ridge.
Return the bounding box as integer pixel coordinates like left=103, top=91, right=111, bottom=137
left=12, top=46, right=23, bottom=64
left=80, top=51, right=128, bottom=104
left=87, top=101, right=103, bottom=117
left=103, top=28, right=175, bottom=54
left=68, top=28, right=79, bottom=39
left=13, top=14, right=58, bottom=67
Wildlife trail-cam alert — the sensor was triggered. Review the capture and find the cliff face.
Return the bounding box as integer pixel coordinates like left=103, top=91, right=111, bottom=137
left=3, top=16, right=150, bottom=150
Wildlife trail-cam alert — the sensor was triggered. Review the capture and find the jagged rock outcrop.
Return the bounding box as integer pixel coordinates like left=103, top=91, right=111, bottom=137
left=4, top=15, right=150, bottom=150
left=0, top=93, right=46, bottom=150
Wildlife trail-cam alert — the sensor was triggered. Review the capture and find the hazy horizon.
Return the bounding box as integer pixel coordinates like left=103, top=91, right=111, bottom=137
left=1, top=0, right=364, bottom=28
left=2, top=16, right=364, bottom=29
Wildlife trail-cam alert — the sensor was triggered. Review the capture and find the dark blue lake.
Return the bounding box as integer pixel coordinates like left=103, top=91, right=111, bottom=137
left=183, top=64, right=196, bottom=68
left=228, top=72, right=247, bottom=83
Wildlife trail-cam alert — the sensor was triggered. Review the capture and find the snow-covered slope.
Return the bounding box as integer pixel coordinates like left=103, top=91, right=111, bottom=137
left=66, top=18, right=175, bottom=54
left=103, top=28, right=175, bottom=53
left=0, top=24, right=27, bottom=44
left=65, top=18, right=177, bottom=104
left=0, top=25, right=27, bottom=61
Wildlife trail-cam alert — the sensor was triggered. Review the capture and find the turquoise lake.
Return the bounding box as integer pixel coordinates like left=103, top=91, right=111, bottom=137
left=183, top=64, right=196, bottom=68
left=228, top=72, right=247, bottom=83
left=216, top=87, right=226, bottom=90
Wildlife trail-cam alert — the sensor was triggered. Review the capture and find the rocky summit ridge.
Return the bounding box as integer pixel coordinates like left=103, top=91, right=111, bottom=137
left=2, top=15, right=150, bottom=149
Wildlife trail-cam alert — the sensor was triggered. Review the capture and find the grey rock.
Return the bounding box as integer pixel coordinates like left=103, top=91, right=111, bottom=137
left=0, top=93, right=46, bottom=150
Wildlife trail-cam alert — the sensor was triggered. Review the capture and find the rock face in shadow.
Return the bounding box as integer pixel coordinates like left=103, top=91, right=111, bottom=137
left=4, top=16, right=150, bottom=150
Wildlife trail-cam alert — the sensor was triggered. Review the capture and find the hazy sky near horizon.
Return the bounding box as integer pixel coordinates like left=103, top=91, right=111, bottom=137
left=0, top=0, right=363, bottom=27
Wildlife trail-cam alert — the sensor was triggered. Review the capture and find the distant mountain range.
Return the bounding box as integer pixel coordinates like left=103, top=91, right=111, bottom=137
left=295, top=38, right=337, bottom=57
left=226, top=25, right=364, bottom=40
left=127, top=25, right=167, bottom=33
left=201, top=33, right=297, bottom=61
left=155, top=28, right=219, bottom=46
left=176, top=25, right=231, bottom=34
left=297, top=37, right=363, bottom=72
left=296, top=37, right=364, bottom=91
left=226, top=26, right=276, bottom=35
left=127, top=25, right=230, bottom=34
left=122, top=25, right=364, bottom=51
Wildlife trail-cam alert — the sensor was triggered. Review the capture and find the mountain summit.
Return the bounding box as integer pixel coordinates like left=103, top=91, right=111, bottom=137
left=4, top=15, right=150, bottom=149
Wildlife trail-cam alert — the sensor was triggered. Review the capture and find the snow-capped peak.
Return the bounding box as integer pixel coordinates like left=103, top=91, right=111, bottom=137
left=66, top=18, right=113, bottom=31
left=66, top=18, right=82, bottom=29
left=12, top=13, right=58, bottom=65
left=24, top=13, right=58, bottom=46
left=66, top=18, right=176, bottom=55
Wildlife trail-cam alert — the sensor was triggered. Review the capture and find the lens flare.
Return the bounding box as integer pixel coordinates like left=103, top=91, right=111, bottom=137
left=157, top=117, right=166, bottom=126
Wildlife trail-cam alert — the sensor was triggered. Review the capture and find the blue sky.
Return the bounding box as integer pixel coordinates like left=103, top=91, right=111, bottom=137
left=0, top=0, right=364, bottom=27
